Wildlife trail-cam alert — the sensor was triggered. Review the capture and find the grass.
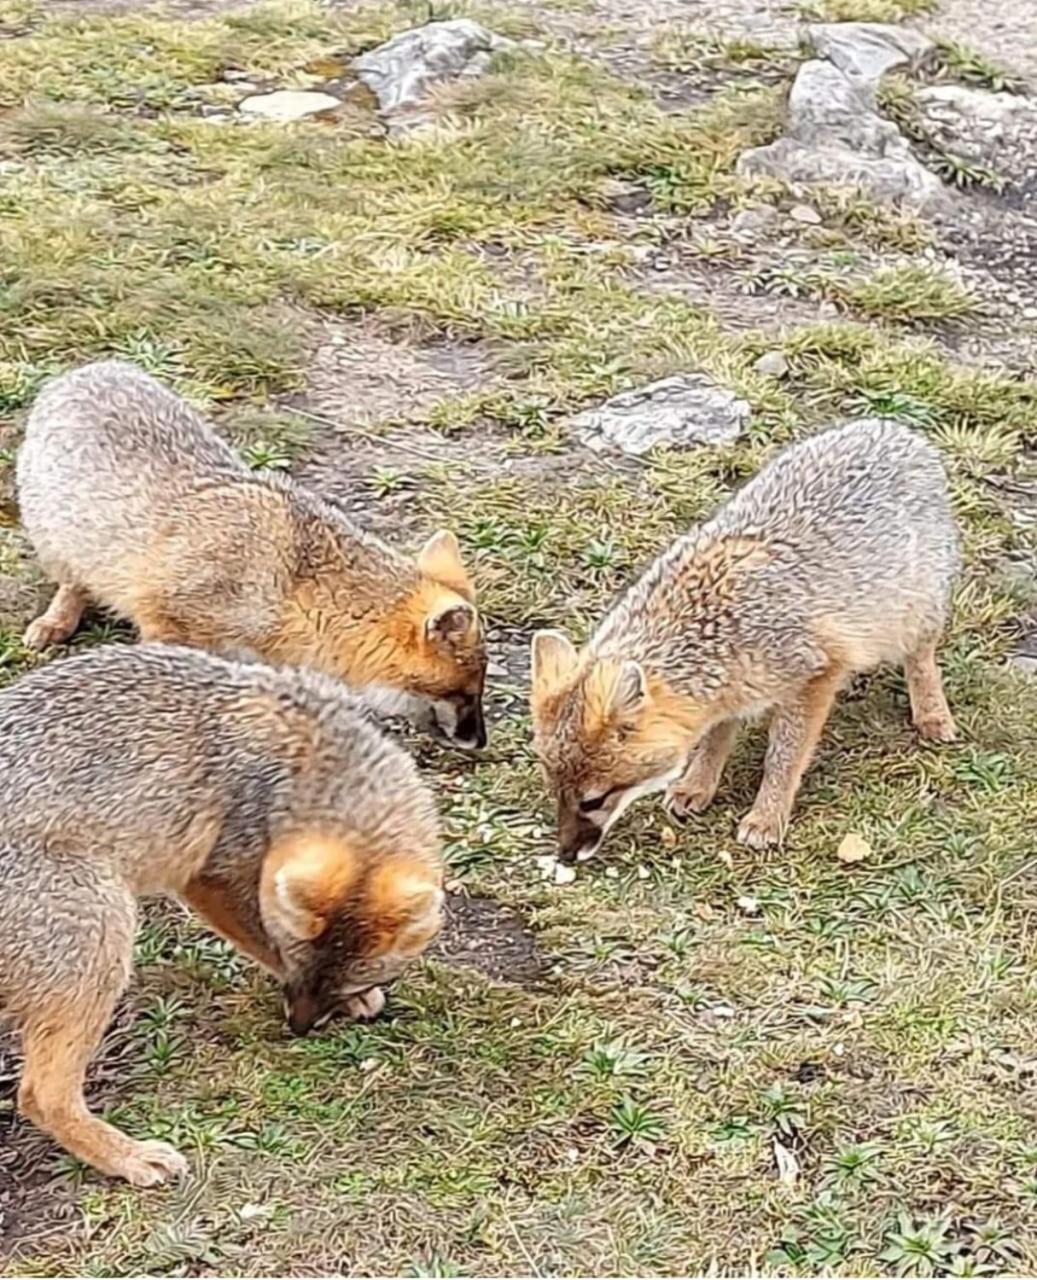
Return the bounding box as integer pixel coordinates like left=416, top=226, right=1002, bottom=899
left=2, top=0, right=1037, bottom=1276
left=796, top=0, right=935, bottom=19
left=742, top=257, right=979, bottom=325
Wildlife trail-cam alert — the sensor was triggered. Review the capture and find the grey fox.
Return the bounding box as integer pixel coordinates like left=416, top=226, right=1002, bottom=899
left=531, top=419, right=959, bottom=859
left=17, top=360, right=487, bottom=748
left=0, top=644, right=443, bottom=1184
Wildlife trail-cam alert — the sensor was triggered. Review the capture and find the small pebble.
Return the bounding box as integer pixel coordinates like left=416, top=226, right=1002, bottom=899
left=736, top=895, right=761, bottom=915
left=754, top=350, right=789, bottom=379
left=789, top=203, right=821, bottom=224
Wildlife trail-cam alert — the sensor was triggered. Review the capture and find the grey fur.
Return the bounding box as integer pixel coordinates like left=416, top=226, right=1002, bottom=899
left=595, top=417, right=960, bottom=686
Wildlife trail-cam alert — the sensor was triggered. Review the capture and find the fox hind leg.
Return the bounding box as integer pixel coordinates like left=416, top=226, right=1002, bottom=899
left=16, top=898, right=187, bottom=1187
left=23, top=583, right=88, bottom=650
left=904, top=635, right=956, bottom=743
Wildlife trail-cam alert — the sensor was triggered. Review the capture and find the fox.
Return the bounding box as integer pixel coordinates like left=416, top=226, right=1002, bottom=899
left=0, top=643, right=444, bottom=1186
left=16, top=360, right=487, bottom=749
left=531, top=418, right=960, bottom=861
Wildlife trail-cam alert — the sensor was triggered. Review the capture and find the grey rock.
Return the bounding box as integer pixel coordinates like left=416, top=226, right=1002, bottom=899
left=572, top=374, right=750, bottom=457
left=808, top=22, right=933, bottom=82
left=738, top=59, right=944, bottom=207
left=915, top=84, right=1037, bottom=171
left=788, top=203, right=822, bottom=224
left=730, top=205, right=780, bottom=240
left=238, top=89, right=341, bottom=121
left=354, top=19, right=515, bottom=126
left=754, top=350, right=789, bottom=378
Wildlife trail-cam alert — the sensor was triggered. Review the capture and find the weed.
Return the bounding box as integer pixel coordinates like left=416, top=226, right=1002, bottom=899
left=932, top=42, right=1027, bottom=94
left=609, top=1098, right=667, bottom=1148
left=880, top=1212, right=960, bottom=1276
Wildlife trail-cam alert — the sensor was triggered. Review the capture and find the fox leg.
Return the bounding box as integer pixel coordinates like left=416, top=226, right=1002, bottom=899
left=16, top=900, right=187, bottom=1187
left=904, top=636, right=956, bottom=743
left=136, top=610, right=192, bottom=645
left=737, top=665, right=846, bottom=850
left=23, top=583, right=88, bottom=649
left=667, top=719, right=740, bottom=817
left=181, top=876, right=284, bottom=977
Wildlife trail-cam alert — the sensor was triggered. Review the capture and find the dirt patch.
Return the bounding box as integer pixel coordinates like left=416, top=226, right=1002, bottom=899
left=433, top=892, right=548, bottom=986
left=283, top=321, right=503, bottom=533
left=292, top=321, right=492, bottom=429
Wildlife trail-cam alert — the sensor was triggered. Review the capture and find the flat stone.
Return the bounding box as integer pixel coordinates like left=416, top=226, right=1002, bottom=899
left=789, top=203, right=822, bottom=224
left=354, top=19, right=515, bottom=126
left=238, top=89, right=341, bottom=122
left=572, top=374, right=750, bottom=457
left=808, top=22, right=933, bottom=83
left=730, top=205, right=780, bottom=240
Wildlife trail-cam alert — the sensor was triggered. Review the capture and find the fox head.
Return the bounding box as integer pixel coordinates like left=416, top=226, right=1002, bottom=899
left=260, top=831, right=445, bottom=1036
left=395, top=529, right=487, bottom=751
left=530, top=630, right=702, bottom=862
left=298, top=524, right=488, bottom=750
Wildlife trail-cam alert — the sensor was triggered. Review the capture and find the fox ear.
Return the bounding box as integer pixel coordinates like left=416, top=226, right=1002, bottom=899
left=531, top=629, right=578, bottom=693
left=367, top=861, right=445, bottom=955
left=609, top=659, right=647, bottom=721
left=418, top=530, right=473, bottom=600
left=585, top=657, right=647, bottom=730
left=426, top=600, right=477, bottom=650
left=262, top=834, right=359, bottom=941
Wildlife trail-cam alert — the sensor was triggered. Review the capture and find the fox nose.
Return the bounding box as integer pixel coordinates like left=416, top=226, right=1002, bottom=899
left=284, top=985, right=335, bottom=1037
left=452, top=698, right=487, bottom=751
left=558, top=812, right=603, bottom=864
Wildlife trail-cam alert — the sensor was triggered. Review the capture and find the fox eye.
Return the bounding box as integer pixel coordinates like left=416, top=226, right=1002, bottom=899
left=579, top=787, right=620, bottom=814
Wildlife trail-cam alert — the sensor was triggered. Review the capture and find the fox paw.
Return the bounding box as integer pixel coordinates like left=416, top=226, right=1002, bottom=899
left=23, top=617, right=71, bottom=651
left=114, top=1139, right=188, bottom=1187
left=915, top=713, right=956, bottom=744
left=736, top=809, right=785, bottom=850
left=343, top=987, right=385, bottom=1022
left=666, top=778, right=719, bottom=820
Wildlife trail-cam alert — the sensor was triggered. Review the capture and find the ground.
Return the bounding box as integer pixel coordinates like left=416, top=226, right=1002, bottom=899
left=1, top=0, right=1037, bottom=1274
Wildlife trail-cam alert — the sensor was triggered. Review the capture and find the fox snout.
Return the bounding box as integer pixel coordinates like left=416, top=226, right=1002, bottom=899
left=283, top=983, right=336, bottom=1037
left=557, top=806, right=603, bottom=864
left=452, top=693, right=487, bottom=751
left=430, top=691, right=487, bottom=751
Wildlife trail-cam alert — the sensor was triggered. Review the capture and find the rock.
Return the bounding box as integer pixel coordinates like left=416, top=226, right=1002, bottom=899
left=788, top=203, right=821, bottom=224
left=572, top=374, right=751, bottom=457
left=354, top=19, right=515, bottom=126
left=730, top=205, right=780, bottom=240
left=807, top=22, right=933, bottom=83
left=738, top=59, right=945, bottom=208
left=238, top=89, right=341, bottom=122
left=914, top=84, right=1037, bottom=175
left=1011, top=610, right=1037, bottom=676
left=754, top=350, right=789, bottom=378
